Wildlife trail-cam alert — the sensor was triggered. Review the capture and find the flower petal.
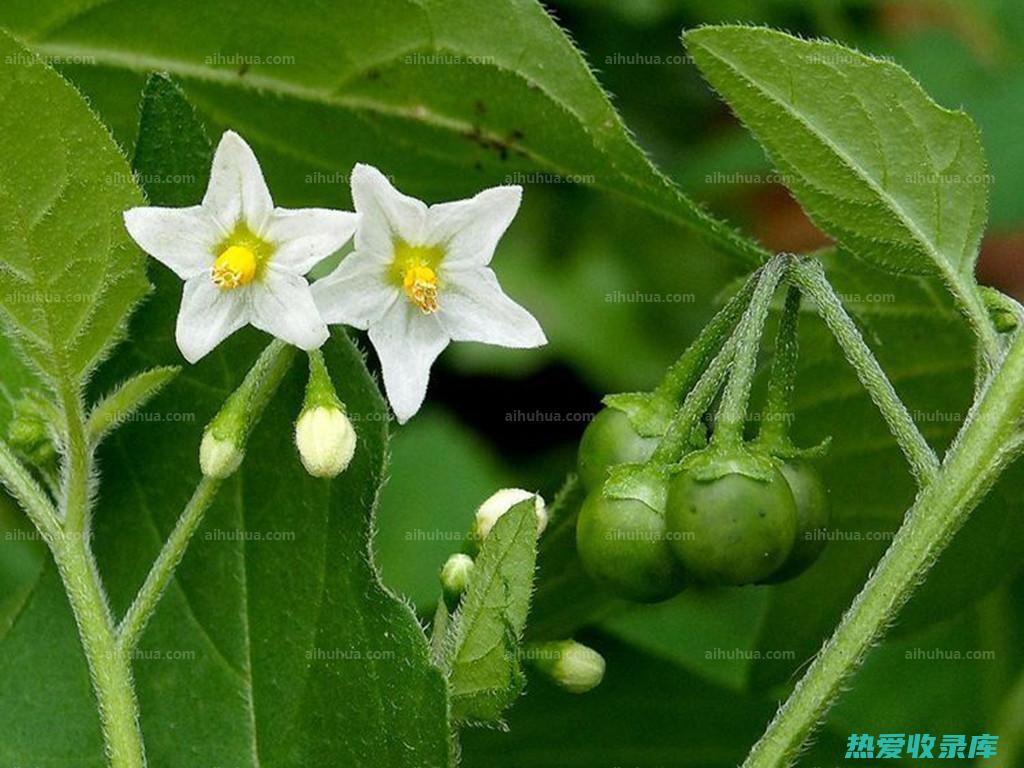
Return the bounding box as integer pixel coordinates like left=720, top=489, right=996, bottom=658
left=311, top=250, right=399, bottom=329
left=438, top=267, right=547, bottom=348
left=202, top=131, right=274, bottom=233
left=368, top=300, right=449, bottom=423
left=351, top=163, right=427, bottom=259
left=250, top=267, right=329, bottom=351
left=123, top=205, right=220, bottom=280
left=175, top=277, right=249, bottom=363
left=264, top=208, right=359, bottom=275
left=425, top=185, right=521, bottom=269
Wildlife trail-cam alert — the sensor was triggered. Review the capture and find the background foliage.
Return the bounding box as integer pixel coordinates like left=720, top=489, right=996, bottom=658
left=1, top=1, right=1023, bottom=766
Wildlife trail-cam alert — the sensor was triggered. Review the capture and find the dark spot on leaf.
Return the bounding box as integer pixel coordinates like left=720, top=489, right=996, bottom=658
left=463, top=125, right=510, bottom=161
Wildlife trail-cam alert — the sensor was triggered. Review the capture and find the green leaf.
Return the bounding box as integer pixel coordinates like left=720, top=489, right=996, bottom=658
left=0, top=333, right=40, bottom=435
left=448, top=498, right=539, bottom=724
left=0, top=492, right=46, bottom=645
left=0, top=0, right=765, bottom=266
left=0, top=29, right=148, bottom=393
left=684, top=26, right=988, bottom=278
left=0, top=74, right=454, bottom=767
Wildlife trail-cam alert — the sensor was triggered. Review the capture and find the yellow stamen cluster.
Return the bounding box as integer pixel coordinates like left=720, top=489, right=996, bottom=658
left=212, top=245, right=257, bottom=290
left=390, top=241, right=444, bottom=314
left=403, top=264, right=439, bottom=314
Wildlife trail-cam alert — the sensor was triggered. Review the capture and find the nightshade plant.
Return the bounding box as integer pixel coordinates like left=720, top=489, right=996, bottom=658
left=0, top=5, right=1022, bottom=768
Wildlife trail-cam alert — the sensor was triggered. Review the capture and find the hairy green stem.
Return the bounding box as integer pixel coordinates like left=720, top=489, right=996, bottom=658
left=792, top=259, right=940, bottom=486
left=742, top=324, right=1024, bottom=768
left=5, top=339, right=298, bottom=768
left=118, top=477, right=221, bottom=652
left=713, top=256, right=787, bottom=447
left=651, top=331, right=739, bottom=465
left=650, top=263, right=787, bottom=466
left=757, top=285, right=801, bottom=447
left=54, top=533, right=146, bottom=768
left=0, top=437, right=61, bottom=543
left=653, top=271, right=760, bottom=405
left=50, top=378, right=149, bottom=766
left=87, top=367, right=180, bottom=448
left=59, top=384, right=93, bottom=533
left=121, top=340, right=295, bottom=651
left=944, top=268, right=1002, bottom=376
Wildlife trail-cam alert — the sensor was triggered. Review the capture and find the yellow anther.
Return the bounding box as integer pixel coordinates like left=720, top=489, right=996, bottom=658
left=212, top=245, right=257, bottom=290
left=403, top=264, right=440, bottom=314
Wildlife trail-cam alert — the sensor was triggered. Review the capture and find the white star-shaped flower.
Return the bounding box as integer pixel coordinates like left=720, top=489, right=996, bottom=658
left=312, top=164, right=546, bottom=423
left=124, top=131, right=357, bottom=363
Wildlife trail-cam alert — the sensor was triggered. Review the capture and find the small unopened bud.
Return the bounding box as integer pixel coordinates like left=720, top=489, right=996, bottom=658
left=528, top=640, right=605, bottom=694
left=296, top=406, right=356, bottom=478
left=8, top=414, right=56, bottom=466
left=441, top=553, right=474, bottom=606
left=9, top=414, right=46, bottom=449
left=200, top=429, right=243, bottom=479
left=980, top=286, right=1021, bottom=333
left=198, top=341, right=296, bottom=479
left=295, top=349, right=356, bottom=479
left=8, top=395, right=57, bottom=466
left=474, top=488, right=547, bottom=541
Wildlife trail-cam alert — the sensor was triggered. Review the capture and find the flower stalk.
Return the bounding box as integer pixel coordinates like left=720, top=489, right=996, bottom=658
left=201, top=340, right=297, bottom=478
left=791, top=259, right=939, bottom=486
left=756, top=284, right=801, bottom=450
left=710, top=255, right=787, bottom=449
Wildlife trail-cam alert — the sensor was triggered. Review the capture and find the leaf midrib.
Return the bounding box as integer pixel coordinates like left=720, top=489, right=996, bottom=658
left=26, top=41, right=607, bottom=185
left=24, top=36, right=768, bottom=268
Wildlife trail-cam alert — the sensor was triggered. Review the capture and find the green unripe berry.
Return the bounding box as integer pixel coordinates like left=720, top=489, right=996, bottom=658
left=577, top=408, right=659, bottom=491
left=576, top=490, right=687, bottom=603
left=761, top=460, right=830, bottom=583
left=665, top=456, right=797, bottom=586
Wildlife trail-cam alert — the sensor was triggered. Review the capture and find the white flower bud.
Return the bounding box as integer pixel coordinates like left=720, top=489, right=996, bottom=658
left=530, top=640, right=605, bottom=694
left=474, top=488, right=547, bottom=541
left=200, top=430, right=243, bottom=479
left=295, top=406, right=357, bottom=479
left=440, top=553, right=474, bottom=604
